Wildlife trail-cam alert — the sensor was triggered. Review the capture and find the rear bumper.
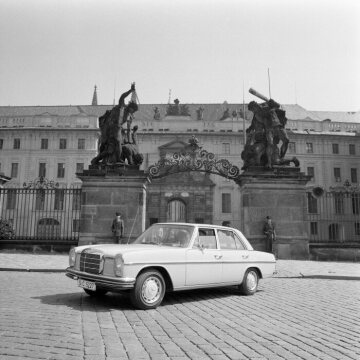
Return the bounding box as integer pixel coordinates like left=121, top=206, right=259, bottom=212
left=65, top=267, right=136, bottom=291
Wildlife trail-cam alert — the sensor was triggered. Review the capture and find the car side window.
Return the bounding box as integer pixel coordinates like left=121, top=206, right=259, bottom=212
left=218, top=229, right=246, bottom=250
left=197, top=228, right=217, bottom=249
left=218, top=229, right=237, bottom=250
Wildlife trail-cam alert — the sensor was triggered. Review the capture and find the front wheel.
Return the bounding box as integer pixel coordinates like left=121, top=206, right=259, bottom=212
left=238, top=268, right=259, bottom=295
left=130, top=270, right=166, bottom=310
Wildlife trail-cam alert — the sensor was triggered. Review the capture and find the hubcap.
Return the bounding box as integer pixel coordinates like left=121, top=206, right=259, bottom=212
left=246, top=271, right=258, bottom=291
left=141, top=276, right=162, bottom=304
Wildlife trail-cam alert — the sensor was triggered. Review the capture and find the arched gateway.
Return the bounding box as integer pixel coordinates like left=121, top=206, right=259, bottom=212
left=146, top=135, right=242, bottom=226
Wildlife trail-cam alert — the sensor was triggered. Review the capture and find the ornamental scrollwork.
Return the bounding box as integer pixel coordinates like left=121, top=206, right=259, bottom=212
left=147, top=136, right=241, bottom=181
left=23, top=176, right=59, bottom=189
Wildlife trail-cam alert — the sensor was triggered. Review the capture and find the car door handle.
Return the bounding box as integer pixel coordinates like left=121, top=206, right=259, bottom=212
left=214, top=255, right=223, bottom=260
left=242, top=255, right=249, bottom=259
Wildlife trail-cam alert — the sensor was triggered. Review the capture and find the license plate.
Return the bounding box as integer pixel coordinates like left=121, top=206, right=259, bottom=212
left=78, top=279, right=96, bottom=291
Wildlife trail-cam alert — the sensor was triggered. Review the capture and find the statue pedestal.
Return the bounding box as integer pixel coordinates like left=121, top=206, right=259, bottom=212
left=77, top=166, right=148, bottom=246
left=237, top=166, right=311, bottom=260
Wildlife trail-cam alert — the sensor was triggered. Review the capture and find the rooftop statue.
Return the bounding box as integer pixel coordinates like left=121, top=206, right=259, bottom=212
left=241, top=88, right=299, bottom=170
left=91, top=83, right=143, bottom=167
left=166, top=99, right=190, bottom=116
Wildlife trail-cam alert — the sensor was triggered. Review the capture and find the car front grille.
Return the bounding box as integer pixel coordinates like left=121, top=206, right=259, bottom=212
left=79, top=252, right=101, bottom=274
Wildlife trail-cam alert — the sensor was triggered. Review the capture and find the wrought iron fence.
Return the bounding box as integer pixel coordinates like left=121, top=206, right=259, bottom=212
left=305, top=188, right=360, bottom=244
left=0, top=186, right=81, bottom=243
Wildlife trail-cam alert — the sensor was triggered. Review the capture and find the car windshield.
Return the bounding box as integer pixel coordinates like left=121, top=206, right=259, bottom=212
left=133, top=224, right=195, bottom=248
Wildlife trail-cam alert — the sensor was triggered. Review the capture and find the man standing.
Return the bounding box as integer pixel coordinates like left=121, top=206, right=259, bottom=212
left=112, top=212, right=124, bottom=244
left=263, top=216, right=277, bottom=256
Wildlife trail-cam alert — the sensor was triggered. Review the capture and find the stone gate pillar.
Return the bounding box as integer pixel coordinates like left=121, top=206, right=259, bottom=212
left=237, top=167, right=311, bottom=260
left=77, top=167, right=148, bottom=246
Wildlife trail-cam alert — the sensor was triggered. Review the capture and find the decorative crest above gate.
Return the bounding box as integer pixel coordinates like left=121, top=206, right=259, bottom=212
left=23, top=176, right=59, bottom=189
left=330, top=180, right=359, bottom=193
left=147, top=136, right=241, bottom=181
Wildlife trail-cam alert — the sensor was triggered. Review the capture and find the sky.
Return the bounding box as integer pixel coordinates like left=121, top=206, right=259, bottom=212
left=0, top=0, right=359, bottom=111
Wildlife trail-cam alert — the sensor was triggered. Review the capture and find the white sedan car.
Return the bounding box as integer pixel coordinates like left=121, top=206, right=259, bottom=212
left=66, top=223, right=276, bottom=309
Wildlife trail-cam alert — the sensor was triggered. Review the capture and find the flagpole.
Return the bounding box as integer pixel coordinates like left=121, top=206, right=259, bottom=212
left=268, top=68, right=272, bottom=99
left=242, top=81, right=246, bottom=146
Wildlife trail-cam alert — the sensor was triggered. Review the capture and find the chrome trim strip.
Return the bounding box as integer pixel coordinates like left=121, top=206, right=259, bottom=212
left=125, top=260, right=276, bottom=266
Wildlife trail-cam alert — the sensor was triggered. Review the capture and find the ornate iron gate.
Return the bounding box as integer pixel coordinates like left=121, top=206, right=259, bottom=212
left=0, top=180, right=81, bottom=244
left=305, top=186, right=360, bottom=244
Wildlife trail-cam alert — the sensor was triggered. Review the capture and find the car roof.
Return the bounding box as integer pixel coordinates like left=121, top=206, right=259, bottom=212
left=154, top=222, right=237, bottom=230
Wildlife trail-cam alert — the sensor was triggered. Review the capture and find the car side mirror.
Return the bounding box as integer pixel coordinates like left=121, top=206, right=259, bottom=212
left=199, top=242, right=205, bottom=251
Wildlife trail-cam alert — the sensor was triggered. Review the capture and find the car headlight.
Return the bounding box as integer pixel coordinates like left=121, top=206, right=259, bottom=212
left=69, top=248, right=76, bottom=267
left=114, top=255, right=124, bottom=277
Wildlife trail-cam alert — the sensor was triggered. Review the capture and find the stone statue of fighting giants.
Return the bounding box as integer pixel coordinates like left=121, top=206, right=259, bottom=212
left=91, top=83, right=143, bottom=167
left=241, top=88, right=299, bottom=170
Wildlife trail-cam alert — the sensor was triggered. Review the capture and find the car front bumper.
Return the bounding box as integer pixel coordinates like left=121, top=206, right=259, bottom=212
left=65, top=267, right=136, bottom=291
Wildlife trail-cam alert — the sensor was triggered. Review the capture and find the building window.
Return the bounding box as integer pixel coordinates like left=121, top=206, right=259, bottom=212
left=334, top=168, right=341, bottom=182
left=310, top=222, right=318, bottom=235
left=54, top=189, right=65, bottom=210
left=0, top=139, right=3, bottom=149
left=334, top=194, right=344, bottom=214
left=11, top=163, right=19, bottom=178
left=351, top=168, right=357, bottom=183
left=288, top=142, right=296, bottom=154
left=72, top=219, right=80, bottom=233
left=59, top=138, right=67, bottom=149
left=332, top=143, right=339, bottom=154
left=352, top=194, right=360, bottom=215
left=41, top=139, right=48, bottom=150
left=39, top=163, right=46, bottom=178
left=307, top=193, right=318, bottom=213
left=6, top=190, right=17, bottom=210
left=35, top=189, right=45, bottom=210
left=37, top=218, right=60, bottom=239
left=222, top=143, right=230, bottom=155
left=355, top=222, right=360, bottom=236
left=306, top=142, right=313, bottom=153
left=13, top=138, right=20, bottom=149
left=57, top=163, right=65, bottom=178
left=195, top=218, right=204, bottom=224
left=349, top=144, right=356, bottom=155
left=72, top=190, right=81, bottom=210
left=76, top=163, right=84, bottom=173
left=78, top=139, right=85, bottom=150
left=222, top=193, right=231, bottom=213
left=329, top=223, right=339, bottom=241
left=307, top=167, right=315, bottom=180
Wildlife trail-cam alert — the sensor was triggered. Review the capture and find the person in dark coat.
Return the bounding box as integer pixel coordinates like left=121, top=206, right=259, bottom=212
left=111, top=212, right=124, bottom=243
left=263, top=215, right=277, bottom=256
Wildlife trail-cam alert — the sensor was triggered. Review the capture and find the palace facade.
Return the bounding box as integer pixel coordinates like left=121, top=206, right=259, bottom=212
left=0, top=98, right=360, bottom=247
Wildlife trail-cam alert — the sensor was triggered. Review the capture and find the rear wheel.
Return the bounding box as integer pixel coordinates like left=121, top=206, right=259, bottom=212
left=238, top=268, right=259, bottom=295
left=83, top=288, right=108, bottom=297
left=130, top=270, right=166, bottom=310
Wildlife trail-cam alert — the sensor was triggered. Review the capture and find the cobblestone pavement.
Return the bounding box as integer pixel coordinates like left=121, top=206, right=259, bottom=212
left=0, top=272, right=359, bottom=360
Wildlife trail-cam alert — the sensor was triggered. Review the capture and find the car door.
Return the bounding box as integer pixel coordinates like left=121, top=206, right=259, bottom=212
left=185, top=227, right=222, bottom=286
left=217, top=228, right=249, bottom=283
